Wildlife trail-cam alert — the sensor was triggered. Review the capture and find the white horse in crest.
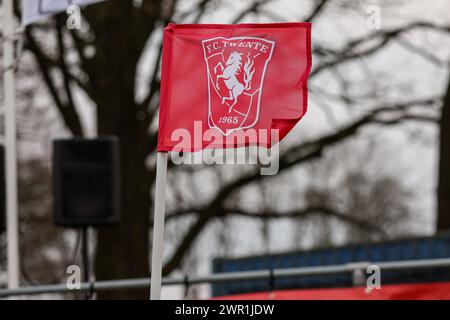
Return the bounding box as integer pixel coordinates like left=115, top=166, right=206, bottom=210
left=214, top=51, right=255, bottom=113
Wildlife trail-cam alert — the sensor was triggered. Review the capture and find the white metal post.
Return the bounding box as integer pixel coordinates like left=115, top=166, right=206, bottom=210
left=2, top=0, right=20, bottom=289
left=150, top=152, right=168, bottom=300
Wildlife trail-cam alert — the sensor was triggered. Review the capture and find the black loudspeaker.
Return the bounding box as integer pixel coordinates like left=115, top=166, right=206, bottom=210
left=0, top=146, right=5, bottom=232
left=53, top=137, right=120, bottom=227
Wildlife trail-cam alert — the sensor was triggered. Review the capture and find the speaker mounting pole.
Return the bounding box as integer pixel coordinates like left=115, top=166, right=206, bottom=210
left=150, top=152, right=169, bottom=300
left=2, top=0, right=20, bottom=289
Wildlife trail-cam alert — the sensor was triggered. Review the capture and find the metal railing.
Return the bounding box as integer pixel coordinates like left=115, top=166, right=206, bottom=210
left=1, top=257, right=450, bottom=298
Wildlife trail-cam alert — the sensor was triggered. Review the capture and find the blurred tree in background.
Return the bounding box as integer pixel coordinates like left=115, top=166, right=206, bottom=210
left=0, top=0, right=449, bottom=299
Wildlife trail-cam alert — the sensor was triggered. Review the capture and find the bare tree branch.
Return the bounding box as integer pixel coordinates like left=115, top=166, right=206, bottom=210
left=164, top=205, right=386, bottom=235
left=312, top=22, right=450, bottom=77
left=221, top=206, right=386, bottom=235
left=231, top=0, right=273, bottom=24
left=192, top=0, right=214, bottom=23
left=140, top=0, right=179, bottom=112
left=397, top=37, right=448, bottom=67
left=304, top=0, right=329, bottom=22
left=56, top=17, right=77, bottom=120
left=162, top=97, right=441, bottom=274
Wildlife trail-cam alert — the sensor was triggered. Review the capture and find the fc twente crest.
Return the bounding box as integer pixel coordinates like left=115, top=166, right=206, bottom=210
left=202, top=37, right=275, bottom=135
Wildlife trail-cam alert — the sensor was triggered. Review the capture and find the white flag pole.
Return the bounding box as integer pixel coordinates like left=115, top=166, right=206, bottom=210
left=150, top=151, right=169, bottom=300
left=3, top=0, right=20, bottom=288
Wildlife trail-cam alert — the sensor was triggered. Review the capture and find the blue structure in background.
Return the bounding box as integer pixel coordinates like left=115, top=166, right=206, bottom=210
left=212, top=233, right=450, bottom=297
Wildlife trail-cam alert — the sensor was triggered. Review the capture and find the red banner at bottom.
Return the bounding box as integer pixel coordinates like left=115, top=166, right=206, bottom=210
left=214, top=282, right=450, bottom=300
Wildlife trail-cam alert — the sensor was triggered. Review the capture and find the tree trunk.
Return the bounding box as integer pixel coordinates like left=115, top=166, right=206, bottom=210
left=437, top=76, right=450, bottom=231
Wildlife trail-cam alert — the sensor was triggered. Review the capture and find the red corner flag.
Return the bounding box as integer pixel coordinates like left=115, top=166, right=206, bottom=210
left=157, top=23, right=312, bottom=152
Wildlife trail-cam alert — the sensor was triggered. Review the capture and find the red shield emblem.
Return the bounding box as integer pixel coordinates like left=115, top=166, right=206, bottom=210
left=202, top=37, right=275, bottom=135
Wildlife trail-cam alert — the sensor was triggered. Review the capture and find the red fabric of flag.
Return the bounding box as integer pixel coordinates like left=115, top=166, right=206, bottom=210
left=158, top=23, right=312, bottom=152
